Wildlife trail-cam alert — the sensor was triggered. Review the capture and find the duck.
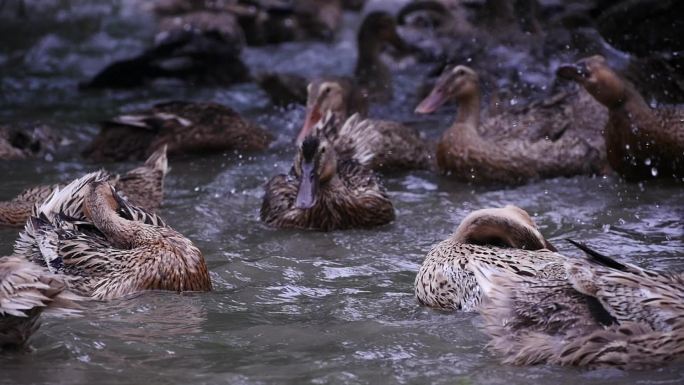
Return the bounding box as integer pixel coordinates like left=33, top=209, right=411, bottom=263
left=297, top=78, right=432, bottom=171
left=0, top=124, right=59, bottom=161
left=257, top=11, right=410, bottom=108
left=13, top=171, right=212, bottom=300
left=80, top=27, right=249, bottom=89
left=0, top=255, right=80, bottom=350
left=414, top=205, right=562, bottom=311
left=414, top=65, right=605, bottom=184
left=0, top=146, right=168, bottom=227
left=472, top=241, right=684, bottom=369
left=557, top=55, right=684, bottom=181
left=82, top=101, right=272, bottom=162
left=260, top=118, right=394, bottom=231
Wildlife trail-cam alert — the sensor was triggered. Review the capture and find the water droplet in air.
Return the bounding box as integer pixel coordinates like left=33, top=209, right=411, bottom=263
left=644, top=158, right=651, bottom=166
left=651, top=167, right=658, bottom=177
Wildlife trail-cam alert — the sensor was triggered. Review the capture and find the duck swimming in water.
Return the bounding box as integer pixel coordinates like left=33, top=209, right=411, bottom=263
left=415, top=65, right=604, bottom=184
left=473, top=241, right=684, bottom=369
left=83, top=101, right=272, bottom=162
left=14, top=172, right=212, bottom=300
left=260, top=119, right=394, bottom=231
left=298, top=79, right=431, bottom=172
left=415, top=205, right=561, bottom=311
left=0, top=146, right=168, bottom=227
left=0, top=255, right=80, bottom=350
left=558, top=55, right=684, bottom=181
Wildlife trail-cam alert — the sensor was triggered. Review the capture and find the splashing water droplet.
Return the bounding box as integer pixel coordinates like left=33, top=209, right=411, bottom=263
left=651, top=167, right=658, bottom=177
left=644, top=158, right=651, bottom=166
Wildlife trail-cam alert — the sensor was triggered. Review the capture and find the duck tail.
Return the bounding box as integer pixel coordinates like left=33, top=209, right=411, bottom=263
left=144, top=144, right=169, bottom=176
left=336, top=113, right=377, bottom=166
left=453, top=205, right=555, bottom=251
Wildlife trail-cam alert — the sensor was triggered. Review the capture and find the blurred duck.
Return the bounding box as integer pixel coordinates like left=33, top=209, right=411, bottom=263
left=0, top=146, right=168, bottom=227
left=260, top=117, right=394, bottom=231
left=415, top=205, right=560, bottom=311
left=0, top=255, right=80, bottom=350
left=415, top=65, right=604, bottom=184
left=558, top=55, right=684, bottom=181
left=0, top=124, right=59, bottom=161
left=474, top=241, right=684, bottom=369
left=297, top=78, right=431, bottom=171
left=258, top=11, right=410, bottom=107
left=83, top=101, right=272, bottom=162
left=80, top=28, right=249, bottom=89
left=14, top=172, right=212, bottom=300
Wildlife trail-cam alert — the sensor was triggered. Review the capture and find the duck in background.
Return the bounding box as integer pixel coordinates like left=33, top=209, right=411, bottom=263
left=558, top=55, right=684, bottom=181
left=0, top=255, right=81, bottom=351
left=261, top=115, right=394, bottom=231
left=297, top=78, right=431, bottom=171
left=0, top=145, right=168, bottom=228
left=14, top=172, right=212, bottom=300
left=474, top=240, right=684, bottom=369
left=415, top=65, right=605, bottom=184
left=414, top=205, right=560, bottom=311
left=82, top=101, right=272, bottom=162
left=258, top=11, right=411, bottom=108
left=0, top=124, right=59, bottom=161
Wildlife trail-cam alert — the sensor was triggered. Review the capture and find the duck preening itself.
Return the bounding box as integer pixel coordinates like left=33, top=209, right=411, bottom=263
left=260, top=123, right=394, bottom=231
left=0, top=255, right=81, bottom=350
left=415, top=65, right=605, bottom=184
left=558, top=55, right=684, bottom=181
left=13, top=172, right=212, bottom=300
left=414, top=205, right=560, bottom=311
left=0, top=146, right=168, bottom=227
left=473, top=241, right=684, bottom=369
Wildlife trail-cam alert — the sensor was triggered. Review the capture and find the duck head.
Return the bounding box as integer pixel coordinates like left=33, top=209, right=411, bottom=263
left=557, top=55, right=626, bottom=108
left=298, top=80, right=347, bottom=144
left=415, top=65, right=479, bottom=114
left=293, top=136, right=337, bottom=209
left=359, top=11, right=408, bottom=53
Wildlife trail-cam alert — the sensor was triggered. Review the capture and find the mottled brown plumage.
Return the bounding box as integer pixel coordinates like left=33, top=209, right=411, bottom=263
left=558, top=55, right=684, bottom=180
left=0, top=255, right=80, bottom=350
left=415, top=205, right=562, bottom=311
left=0, top=146, right=168, bottom=227
left=260, top=135, right=394, bottom=231
left=415, top=65, right=605, bottom=184
left=83, top=101, right=272, bottom=161
left=14, top=172, right=211, bottom=300
left=473, top=244, right=684, bottom=369
left=298, top=79, right=431, bottom=171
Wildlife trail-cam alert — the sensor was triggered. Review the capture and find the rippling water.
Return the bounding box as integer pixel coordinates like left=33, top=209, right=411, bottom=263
left=1, top=2, right=683, bottom=384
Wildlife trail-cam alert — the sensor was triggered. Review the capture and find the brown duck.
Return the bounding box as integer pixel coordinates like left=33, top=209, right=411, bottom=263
left=260, top=133, right=395, bottom=231
left=558, top=55, right=684, bottom=181
left=0, top=146, right=168, bottom=227
left=297, top=78, right=431, bottom=171
left=415, top=65, right=604, bottom=184
left=14, top=171, right=212, bottom=300
left=473, top=241, right=684, bottom=369
left=257, top=11, right=409, bottom=108
left=0, top=255, right=80, bottom=350
left=82, top=101, right=272, bottom=162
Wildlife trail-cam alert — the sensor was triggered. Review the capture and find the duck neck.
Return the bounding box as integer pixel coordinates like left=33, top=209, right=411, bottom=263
left=355, top=39, right=388, bottom=83
left=453, top=90, right=481, bottom=129
left=86, top=200, right=140, bottom=249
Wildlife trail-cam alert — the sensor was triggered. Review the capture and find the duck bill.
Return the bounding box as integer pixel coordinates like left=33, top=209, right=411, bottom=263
left=415, top=87, right=447, bottom=114
left=556, top=63, right=588, bottom=82
left=295, top=162, right=318, bottom=209
left=296, top=106, right=322, bottom=145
